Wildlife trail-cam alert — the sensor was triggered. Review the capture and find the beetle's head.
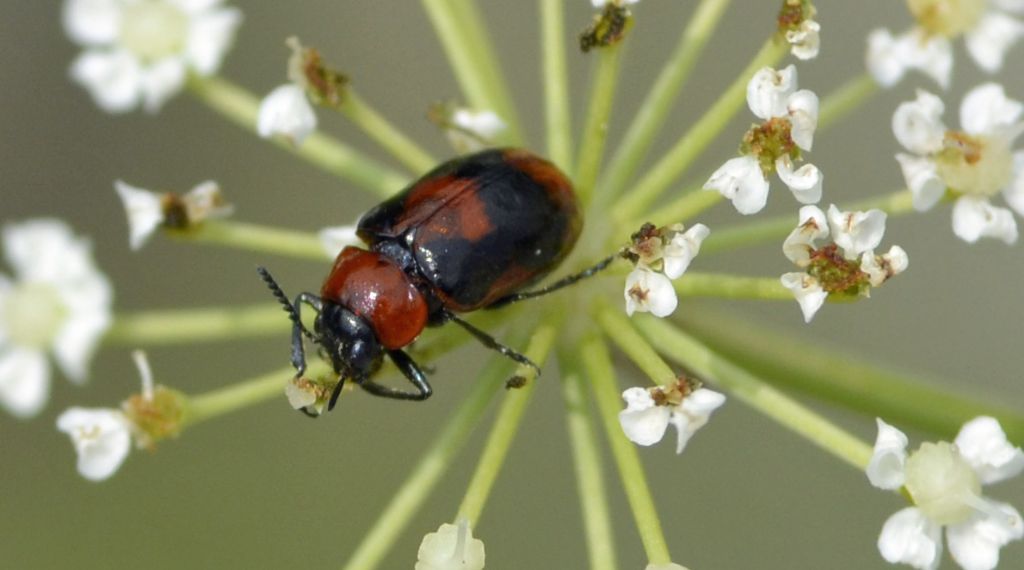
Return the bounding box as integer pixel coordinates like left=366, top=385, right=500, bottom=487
left=315, top=302, right=384, bottom=380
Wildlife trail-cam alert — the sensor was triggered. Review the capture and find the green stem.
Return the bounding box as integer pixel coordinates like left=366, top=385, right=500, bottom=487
left=540, top=0, right=573, bottom=172
left=596, top=0, right=732, bottom=205
left=559, top=350, right=618, bottom=570
left=186, top=75, right=407, bottom=197
left=817, top=73, right=879, bottom=133
left=183, top=363, right=326, bottom=426
left=341, top=350, right=515, bottom=570
left=594, top=299, right=675, bottom=385
left=576, top=44, right=626, bottom=205
left=700, top=189, right=914, bottom=255
left=676, top=307, right=1024, bottom=442
left=169, top=220, right=326, bottom=260
left=582, top=333, right=673, bottom=566
left=634, top=316, right=874, bottom=469
left=456, top=315, right=562, bottom=524
left=421, top=0, right=523, bottom=144
left=677, top=273, right=790, bottom=300
left=611, top=38, right=788, bottom=223
left=337, top=89, right=436, bottom=174
left=105, top=303, right=288, bottom=346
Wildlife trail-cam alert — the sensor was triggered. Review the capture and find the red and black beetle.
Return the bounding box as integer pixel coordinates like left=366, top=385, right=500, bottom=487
left=259, top=148, right=613, bottom=412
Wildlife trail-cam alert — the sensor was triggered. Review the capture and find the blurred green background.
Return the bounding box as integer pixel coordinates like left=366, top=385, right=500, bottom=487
left=2, top=1, right=1022, bottom=568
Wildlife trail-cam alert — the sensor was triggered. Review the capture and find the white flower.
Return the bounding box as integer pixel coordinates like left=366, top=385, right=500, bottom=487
left=646, top=565, right=690, bottom=570
left=780, top=272, right=828, bottom=323
left=662, top=223, right=709, bottom=279
left=866, top=1, right=1024, bottom=88
left=591, top=0, right=641, bottom=7
left=783, top=204, right=830, bottom=267
left=0, top=220, right=112, bottom=417
left=257, top=84, right=318, bottom=145
left=893, top=84, right=1024, bottom=244
left=114, top=180, right=233, bottom=250
left=787, top=19, right=821, bottom=60
left=861, top=246, right=911, bottom=287
left=624, top=267, right=677, bottom=318
left=827, top=204, right=887, bottom=258
left=56, top=407, right=132, bottom=481
left=416, top=519, right=485, bottom=570
left=619, top=386, right=725, bottom=454
left=705, top=65, right=821, bottom=214
left=446, top=109, right=506, bottom=154
left=867, top=416, right=1024, bottom=570
left=318, top=224, right=360, bottom=259
left=63, top=0, right=242, bottom=113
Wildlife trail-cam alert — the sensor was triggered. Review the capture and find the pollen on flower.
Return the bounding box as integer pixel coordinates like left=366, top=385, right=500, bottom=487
left=286, top=37, right=349, bottom=107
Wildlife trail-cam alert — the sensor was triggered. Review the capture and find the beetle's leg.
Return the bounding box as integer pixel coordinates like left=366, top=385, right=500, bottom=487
left=445, top=312, right=541, bottom=375
left=354, top=350, right=433, bottom=401
left=287, top=293, right=323, bottom=377
left=488, top=252, right=620, bottom=308
left=326, top=376, right=349, bottom=410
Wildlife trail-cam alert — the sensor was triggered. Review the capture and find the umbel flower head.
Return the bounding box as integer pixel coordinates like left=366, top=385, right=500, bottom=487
left=867, top=417, right=1024, bottom=570
left=622, top=222, right=709, bottom=317
left=0, top=220, right=112, bottom=417
left=63, top=0, right=242, bottom=113
left=893, top=83, right=1024, bottom=244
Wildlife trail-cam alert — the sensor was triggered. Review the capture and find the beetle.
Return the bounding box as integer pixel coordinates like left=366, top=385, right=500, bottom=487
left=258, top=148, right=614, bottom=412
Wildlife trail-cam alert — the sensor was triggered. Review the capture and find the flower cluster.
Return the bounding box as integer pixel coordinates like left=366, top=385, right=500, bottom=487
left=893, top=83, right=1024, bottom=244
left=622, top=222, right=709, bottom=318
left=618, top=376, right=726, bottom=454
left=781, top=205, right=908, bottom=322
left=115, top=180, right=234, bottom=250
left=777, top=0, right=821, bottom=60
left=704, top=65, right=821, bottom=215
left=867, top=417, right=1023, bottom=570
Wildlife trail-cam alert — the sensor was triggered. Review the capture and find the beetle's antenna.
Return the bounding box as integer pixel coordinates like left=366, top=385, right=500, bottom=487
left=257, top=266, right=316, bottom=341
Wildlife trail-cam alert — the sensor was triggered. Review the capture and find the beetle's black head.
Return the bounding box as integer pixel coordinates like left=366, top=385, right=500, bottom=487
left=315, top=302, right=384, bottom=381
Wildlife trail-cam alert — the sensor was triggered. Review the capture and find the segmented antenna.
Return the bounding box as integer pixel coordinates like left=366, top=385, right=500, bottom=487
left=257, top=266, right=316, bottom=341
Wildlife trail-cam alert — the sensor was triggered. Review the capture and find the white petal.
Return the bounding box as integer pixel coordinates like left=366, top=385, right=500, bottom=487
left=704, top=156, right=770, bottom=215
left=139, top=57, right=187, bottom=113
left=1003, top=151, right=1024, bottom=216
left=318, top=225, right=360, bottom=259
left=893, top=89, right=947, bottom=155
left=645, top=565, right=690, bottom=570
left=415, top=520, right=486, bottom=570
left=896, top=154, right=946, bottom=211
left=775, top=157, right=822, bottom=205
left=780, top=272, right=827, bottom=323
left=52, top=309, right=110, bottom=385
left=62, top=0, right=121, bottom=46
left=172, top=0, right=225, bottom=15
left=447, top=109, right=507, bottom=153
left=965, top=12, right=1024, bottom=73
left=951, top=196, right=1019, bottom=244
left=3, top=219, right=77, bottom=282
left=947, top=501, right=1023, bottom=570
left=786, top=89, right=819, bottom=151
left=69, top=49, right=143, bottom=114
left=56, top=407, right=132, bottom=481
left=624, top=268, right=678, bottom=318
left=827, top=204, right=887, bottom=259
left=954, top=416, right=1024, bottom=485
left=878, top=507, right=943, bottom=570
left=662, top=224, right=709, bottom=280
left=669, top=388, right=726, bottom=454
left=618, top=387, right=672, bottom=446
left=787, top=19, right=820, bottom=60
left=184, top=6, right=242, bottom=75
left=746, top=65, right=797, bottom=120
left=114, top=180, right=164, bottom=250
left=959, top=83, right=1024, bottom=137
left=867, top=417, right=910, bottom=490
left=257, top=84, right=318, bottom=145
left=0, top=347, right=50, bottom=418
left=900, top=30, right=953, bottom=90
left=866, top=29, right=907, bottom=88
left=783, top=205, right=828, bottom=266
left=182, top=180, right=233, bottom=223
left=861, top=245, right=910, bottom=287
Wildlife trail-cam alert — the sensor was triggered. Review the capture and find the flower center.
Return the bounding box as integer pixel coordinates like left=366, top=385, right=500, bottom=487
left=935, top=131, right=1013, bottom=198
left=3, top=282, right=68, bottom=348
left=119, top=1, right=189, bottom=62
left=904, top=441, right=981, bottom=525
left=907, top=0, right=986, bottom=38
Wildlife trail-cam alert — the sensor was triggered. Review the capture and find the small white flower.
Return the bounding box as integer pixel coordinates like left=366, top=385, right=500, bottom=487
left=591, top=0, right=641, bottom=7
left=619, top=386, right=725, bottom=454
left=624, top=267, right=677, bottom=318
left=446, top=109, right=506, bottom=154
left=114, top=180, right=233, bottom=250
left=0, top=220, right=112, bottom=417
left=783, top=205, right=830, bottom=266
left=827, top=204, right=887, bottom=258
left=867, top=28, right=953, bottom=89
left=776, top=156, right=823, bottom=205
left=63, top=0, right=242, bottom=113
left=662, top=224, right=709, bottom=279
left=56, top=407, right=132, bottom=481
left=780, top=272, right=828, bottom=323
left=787, top=18, right=821, bottom=60
left=318, top=225, right=360, bottom=259
left=861, top=246, right=910, bottom=287
left=257, top=84, right=318, bottom=145
left=868, top=416, right=1024, bottom=570
left=704, top=156, right=770, bottom=215
left=893, top=83, right=1024, bottom=244
left=416, top=519, right=485, bottom=570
